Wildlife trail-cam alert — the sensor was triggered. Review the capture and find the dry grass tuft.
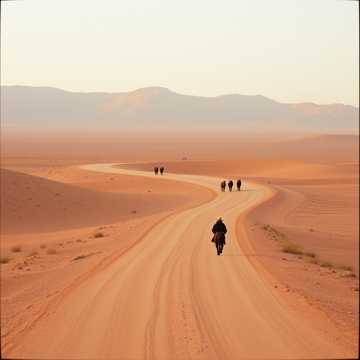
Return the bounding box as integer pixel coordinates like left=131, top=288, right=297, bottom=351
left=262, top=224, right=286, bottom=240
left=93, top=232, right=104, bottom=238
left=303, top=251, right=316, bottom=258
left=46, top=248, right=57, bottom=255
left=11, top=245, right=22, bottom=253
left=320, top=261, right=334, bottom=268
left=72, top=255, right=87, bottom=261
left=281, top=241, right=303, bottom=255
left=0, top=256, right=11, bottom=264
left=27, top=250, right=38, bottom=257
left=341, top=272, right=357, bottom=278
left=306, top=257, right=319, bottom=265
left=336, top=264, right=353, bottom=272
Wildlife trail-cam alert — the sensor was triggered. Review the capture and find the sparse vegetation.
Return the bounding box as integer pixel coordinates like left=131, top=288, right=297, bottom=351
left=11, top=245, right=22, bottom=253
left=341, top=272, right=357, bottom=278
left=27, top=250, right=38, bottom=257
left=72, top=255, right=87, bottom=261
left=303, top=251, right=316, bottom=258
left=320, top=261, right=333, bottom=268
left=348, top=273, right=356, bottom=278
left=131, top=210, right=137, bottom=214
left=93, top=232, right=104, bottom=238
left=76, top=239, right=82, bottom=242
left=0, top=256, right=11, bottom=264
left=260, top=223, right=357, bottom=281
left=307, top=257, right=319, bottom=265
left=46, top=248, right=57, bottom=255
left=40, top=244, right=47, bottom=249
left=337, top=264, right=353, bottom=272
left=72, top=251, right=101, bottom=262
left=262, top=224, right=286, bottom=240
left=281, top=242, right=303, bottom=255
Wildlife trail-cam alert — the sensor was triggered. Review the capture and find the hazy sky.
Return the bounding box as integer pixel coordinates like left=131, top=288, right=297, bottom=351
left=1, top=0, right=358, bottom=106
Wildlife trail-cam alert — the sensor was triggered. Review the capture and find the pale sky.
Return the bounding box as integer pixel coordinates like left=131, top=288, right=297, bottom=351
left=1, top=0, right=359, bottom=106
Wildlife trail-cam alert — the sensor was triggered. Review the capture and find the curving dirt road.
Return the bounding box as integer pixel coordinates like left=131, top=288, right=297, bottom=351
left=8, top=164, right=348, bottom=359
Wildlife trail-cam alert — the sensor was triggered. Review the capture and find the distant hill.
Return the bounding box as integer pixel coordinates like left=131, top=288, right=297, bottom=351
left=1, top=86, right=358, bottom=133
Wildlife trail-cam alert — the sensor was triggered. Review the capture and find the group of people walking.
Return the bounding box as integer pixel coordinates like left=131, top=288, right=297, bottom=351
left=220, top=179, right=241, bottom=192
left=151, top=166, right=237, bottom=256
left=153, top=166, right=165, bottom=175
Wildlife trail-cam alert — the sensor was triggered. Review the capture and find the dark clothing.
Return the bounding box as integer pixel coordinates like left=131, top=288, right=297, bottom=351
left=236, top=179, right=241, bottom=190
left=212, top=221, right=227, bottom=234
left=220, top=181, right=226, bottom=191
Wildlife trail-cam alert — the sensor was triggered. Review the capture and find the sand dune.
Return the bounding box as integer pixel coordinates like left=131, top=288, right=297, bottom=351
left=3, top=164, right=351, bottom=359
left=1, top=133, right=358, bottom=358
left=0, top=168, right=212, bottom=234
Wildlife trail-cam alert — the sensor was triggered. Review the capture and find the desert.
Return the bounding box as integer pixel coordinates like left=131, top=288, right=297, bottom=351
left=0, top=132, right=358, bottom=359
left=1, top=1, right=358, bottom=358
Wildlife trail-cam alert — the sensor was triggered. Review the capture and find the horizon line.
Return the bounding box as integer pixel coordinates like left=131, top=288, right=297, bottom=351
left=2, top=84, right=358, bottom=108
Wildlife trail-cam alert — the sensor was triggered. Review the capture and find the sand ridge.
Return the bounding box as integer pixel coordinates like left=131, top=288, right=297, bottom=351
left=1, top=167, right=214, bottom=235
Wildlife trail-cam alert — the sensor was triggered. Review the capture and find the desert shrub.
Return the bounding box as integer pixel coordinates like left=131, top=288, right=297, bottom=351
left=336, top=264, right=353, bottom=272
left=11, top=245, right=22, bottom=253
left=281, top=242, right=303, bottom=255
left=304, top=251, right=316, bottom=258
left=46, top=248, right=57, bottom=255
left=72, top=255, right=86, bottom=261
left=0, top=256, right=11, bottom=264
left=320, top=261, right=334, bottom=268
left=93, top=232, right=104, bottom=238
left=307, top=257, right=319, bottom=265
left=27, top=250, right=38, bottom=257
left=341, top=272, right=357, bottom=278
left=262, top=224, right=285, bottom=240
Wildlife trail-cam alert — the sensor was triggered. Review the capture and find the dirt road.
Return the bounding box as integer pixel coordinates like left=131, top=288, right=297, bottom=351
left=8, top=164, right=348, bottom=359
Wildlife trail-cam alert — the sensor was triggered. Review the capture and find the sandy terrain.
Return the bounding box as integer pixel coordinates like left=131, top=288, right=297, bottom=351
left=240, top=178, right=359, bottom=351
left=1, top=167, right=213, bottom=234
left=121, top=156, right=359, bottom=354
left=0, top=164, right=215, bottom=358
left=2, top=133, right=357, bottom=162
left=1, top=134, right=358, bottom=358
left=1, top=164, right=352, bottom=359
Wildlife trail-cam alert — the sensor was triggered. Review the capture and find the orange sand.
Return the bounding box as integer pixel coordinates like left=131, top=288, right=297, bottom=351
left=1, top=133, right=358, bottom=358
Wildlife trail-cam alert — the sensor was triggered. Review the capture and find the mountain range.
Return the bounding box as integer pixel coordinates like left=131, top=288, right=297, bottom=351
left=1, top=86, right=358, bottom=133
